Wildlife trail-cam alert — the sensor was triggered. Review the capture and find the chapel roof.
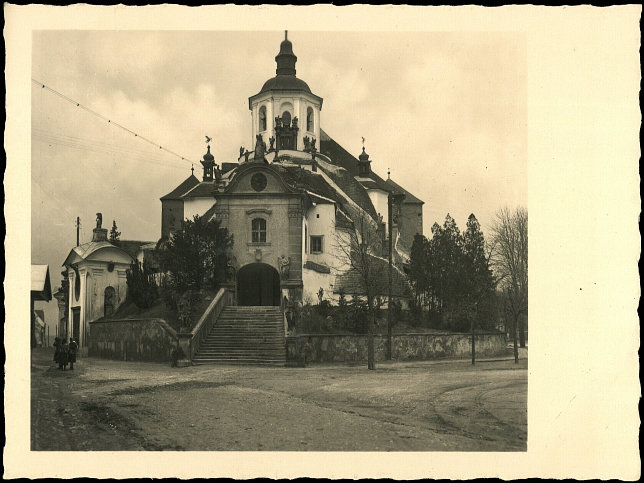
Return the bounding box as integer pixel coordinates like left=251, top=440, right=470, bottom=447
left=62, top=241, right=133, bottom=266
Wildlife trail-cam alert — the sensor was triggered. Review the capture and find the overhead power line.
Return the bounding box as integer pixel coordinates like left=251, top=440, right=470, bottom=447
left=32, top=78, right=198, bottom=166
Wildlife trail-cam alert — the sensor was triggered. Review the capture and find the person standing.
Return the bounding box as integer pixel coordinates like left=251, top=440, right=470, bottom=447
left=53, top=337, right=61, bottom=364
left=68, top=338, right=78, bottom=370
left=59, top=339, right=69, bottom=371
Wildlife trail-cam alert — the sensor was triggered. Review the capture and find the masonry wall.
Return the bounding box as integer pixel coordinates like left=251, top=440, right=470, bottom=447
left=286, top=332, right=507, bottom=363
left=88, top=318, right=178, bottom=362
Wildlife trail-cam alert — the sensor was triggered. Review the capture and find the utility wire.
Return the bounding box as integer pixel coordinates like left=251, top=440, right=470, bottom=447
left=32, top=78, right=198, bottom=166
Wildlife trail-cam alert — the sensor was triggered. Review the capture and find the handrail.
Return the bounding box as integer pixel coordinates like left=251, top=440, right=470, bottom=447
left=187, top=288, right=231, bottom=361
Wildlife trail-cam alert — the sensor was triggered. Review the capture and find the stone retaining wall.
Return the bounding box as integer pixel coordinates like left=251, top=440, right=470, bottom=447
left=88, top=318, right=178, bottom=362
left=287, top=332, right=507, bottom=363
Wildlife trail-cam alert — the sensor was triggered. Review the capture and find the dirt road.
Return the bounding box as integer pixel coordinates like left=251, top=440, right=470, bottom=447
left=31, top=348, right=527, bottom=451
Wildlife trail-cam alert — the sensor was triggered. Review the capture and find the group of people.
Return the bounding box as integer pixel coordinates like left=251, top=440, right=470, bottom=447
left=53, top=337, right=78, bottom=371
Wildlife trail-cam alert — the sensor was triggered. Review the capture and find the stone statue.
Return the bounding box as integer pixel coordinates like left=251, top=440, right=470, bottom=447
left=254, top=134, right=266, bottom=160
left=96, top=213, right=102, bottom=229
left=303, top=136, right=310, bottom=152
left=292, top=116, right=298, bottom=128
left=278, top=255, right=291, bottom=279
left=310, top=138, right=317, bottom=151
left=275, top=116, right=282, bottom=128
left=269, top=136, right=275, bottom=151
left=244, top=150, right=250, bottom=163
left=225, top=254, right=237, bottom=281
left=239, top=146, right=245, bottom=159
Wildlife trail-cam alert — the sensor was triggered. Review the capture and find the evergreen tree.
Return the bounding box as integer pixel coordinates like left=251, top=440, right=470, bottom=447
left=462, top=214, right=497, bottom=330
left=109, top=220, right=121, bottom=246
left=408, top=234, right=429, bottom=308
left=156, top=214, right=234, bottom=292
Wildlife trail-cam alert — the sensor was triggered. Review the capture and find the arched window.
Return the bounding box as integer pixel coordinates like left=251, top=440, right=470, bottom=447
left=281, top=110, right=291, bottom=127
left=307, top=107, right=314, bottom=132
left=104, top=286, right=116, bottom=317
left=259, top=106, right=267, bottom=132
left=252, top=218, right=267, bottom=243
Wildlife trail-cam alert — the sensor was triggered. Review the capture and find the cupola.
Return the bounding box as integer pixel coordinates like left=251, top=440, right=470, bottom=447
left=248, top=32, right=323, bottom=154
left=201, top=145, right=215, bottom=181
left=275, top=31, right=297, bottom=76
left=358, top=146, right=372, bottom=177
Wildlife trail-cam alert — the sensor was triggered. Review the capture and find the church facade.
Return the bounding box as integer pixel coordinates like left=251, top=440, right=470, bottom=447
left=160, top=32, right=424, bottom=308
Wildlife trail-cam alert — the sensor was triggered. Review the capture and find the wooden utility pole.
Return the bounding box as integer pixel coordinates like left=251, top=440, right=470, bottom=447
left=471, top=302, right=477, bottom=365
left=387, top=192, right=393, bottom=360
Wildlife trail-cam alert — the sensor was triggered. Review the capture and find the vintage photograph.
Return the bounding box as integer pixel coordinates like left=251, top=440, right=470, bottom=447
left=29, top=28, right=528, bottom=452
left=6, top=4, right=640, bottom=480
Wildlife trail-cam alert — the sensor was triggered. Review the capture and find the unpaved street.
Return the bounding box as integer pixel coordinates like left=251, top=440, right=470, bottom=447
left=31, top=348, right=527, bottom=451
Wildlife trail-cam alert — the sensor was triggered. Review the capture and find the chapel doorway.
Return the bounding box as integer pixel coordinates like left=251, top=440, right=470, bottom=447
left=237, top=263, right=281, bottom=306
left=72, top=307, right=81, bottom=343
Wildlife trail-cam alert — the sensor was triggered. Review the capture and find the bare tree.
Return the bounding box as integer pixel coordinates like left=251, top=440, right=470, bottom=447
left=490, top=207, right=528, bottom=363
left=333, top=209, right=385, bottom=370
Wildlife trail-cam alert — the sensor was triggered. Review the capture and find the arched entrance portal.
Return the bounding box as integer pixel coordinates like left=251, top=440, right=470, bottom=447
left=237, top=263, right=281, bottom=306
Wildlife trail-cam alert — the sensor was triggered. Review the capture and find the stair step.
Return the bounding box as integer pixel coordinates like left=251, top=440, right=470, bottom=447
left=194, top=304, right=286, bottom=366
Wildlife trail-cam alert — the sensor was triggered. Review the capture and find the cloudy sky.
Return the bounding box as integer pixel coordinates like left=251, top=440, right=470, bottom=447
left=31, top=30, right=526, bottom=298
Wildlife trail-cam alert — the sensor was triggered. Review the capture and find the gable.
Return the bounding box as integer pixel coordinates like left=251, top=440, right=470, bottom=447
left=225, top=164, right=295, bottom=196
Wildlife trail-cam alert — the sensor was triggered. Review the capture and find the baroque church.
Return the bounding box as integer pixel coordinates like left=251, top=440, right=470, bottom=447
left=160, top=32, right=424, bottom=308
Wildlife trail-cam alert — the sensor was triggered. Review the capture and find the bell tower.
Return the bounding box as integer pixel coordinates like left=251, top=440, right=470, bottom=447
left=248, top=31, right=323, bottom=156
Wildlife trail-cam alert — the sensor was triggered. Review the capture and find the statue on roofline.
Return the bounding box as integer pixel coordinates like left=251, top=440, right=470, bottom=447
left=96, top=213, right=102, bottom=230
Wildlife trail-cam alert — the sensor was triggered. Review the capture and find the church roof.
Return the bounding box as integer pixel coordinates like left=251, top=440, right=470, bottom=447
left=259, top=75, right=313, bottom=95
left=118, top=240, right=155, bottom=260
left=385, top=177, right=424, bottom=205
left=333, top=254, right=411, bottom=298
left=274, top=165, right=348, bottom=207
left=181, top=181, right=217, bottom=199
left=160, top=174, right=200, bottom=201
left=315, top=158, right=379, bottom=221
left=319, top=129, right=392, bottom=193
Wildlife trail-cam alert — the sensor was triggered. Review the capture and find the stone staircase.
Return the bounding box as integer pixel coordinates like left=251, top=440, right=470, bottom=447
left=192, top=306, right=286, bottom=366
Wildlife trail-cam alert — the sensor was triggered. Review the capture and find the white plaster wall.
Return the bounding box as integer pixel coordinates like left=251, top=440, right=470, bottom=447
left=367, top=189, right=389, bottom=231
left=304, top=203, right=336, bottom=268
left=302, top=268, right=337, bottom=305
left=250, top=92, right=321, bottom=150
left=183, top=198, right=216, bottom=221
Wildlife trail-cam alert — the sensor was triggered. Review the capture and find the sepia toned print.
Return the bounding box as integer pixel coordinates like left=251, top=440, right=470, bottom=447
left=5, top=4, right=640, bottom=480
left=29, top=28, right=527, bottom=452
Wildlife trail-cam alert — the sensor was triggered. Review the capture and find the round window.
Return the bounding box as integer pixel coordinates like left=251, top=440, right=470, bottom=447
left=251, top=173, right=267, bottom=192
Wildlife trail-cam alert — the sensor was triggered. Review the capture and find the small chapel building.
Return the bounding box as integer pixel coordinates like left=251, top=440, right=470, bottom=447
left=161, top=32, right=424, bottom=308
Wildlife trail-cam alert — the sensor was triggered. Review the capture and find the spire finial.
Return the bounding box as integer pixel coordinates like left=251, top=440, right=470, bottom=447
left=285, top=30, right=288, bottom=40
left=387, top=168, right=390, bottom=180
left=361, top=136, right=365, bottom=148
left=191, top=164, right=194, bottom=175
